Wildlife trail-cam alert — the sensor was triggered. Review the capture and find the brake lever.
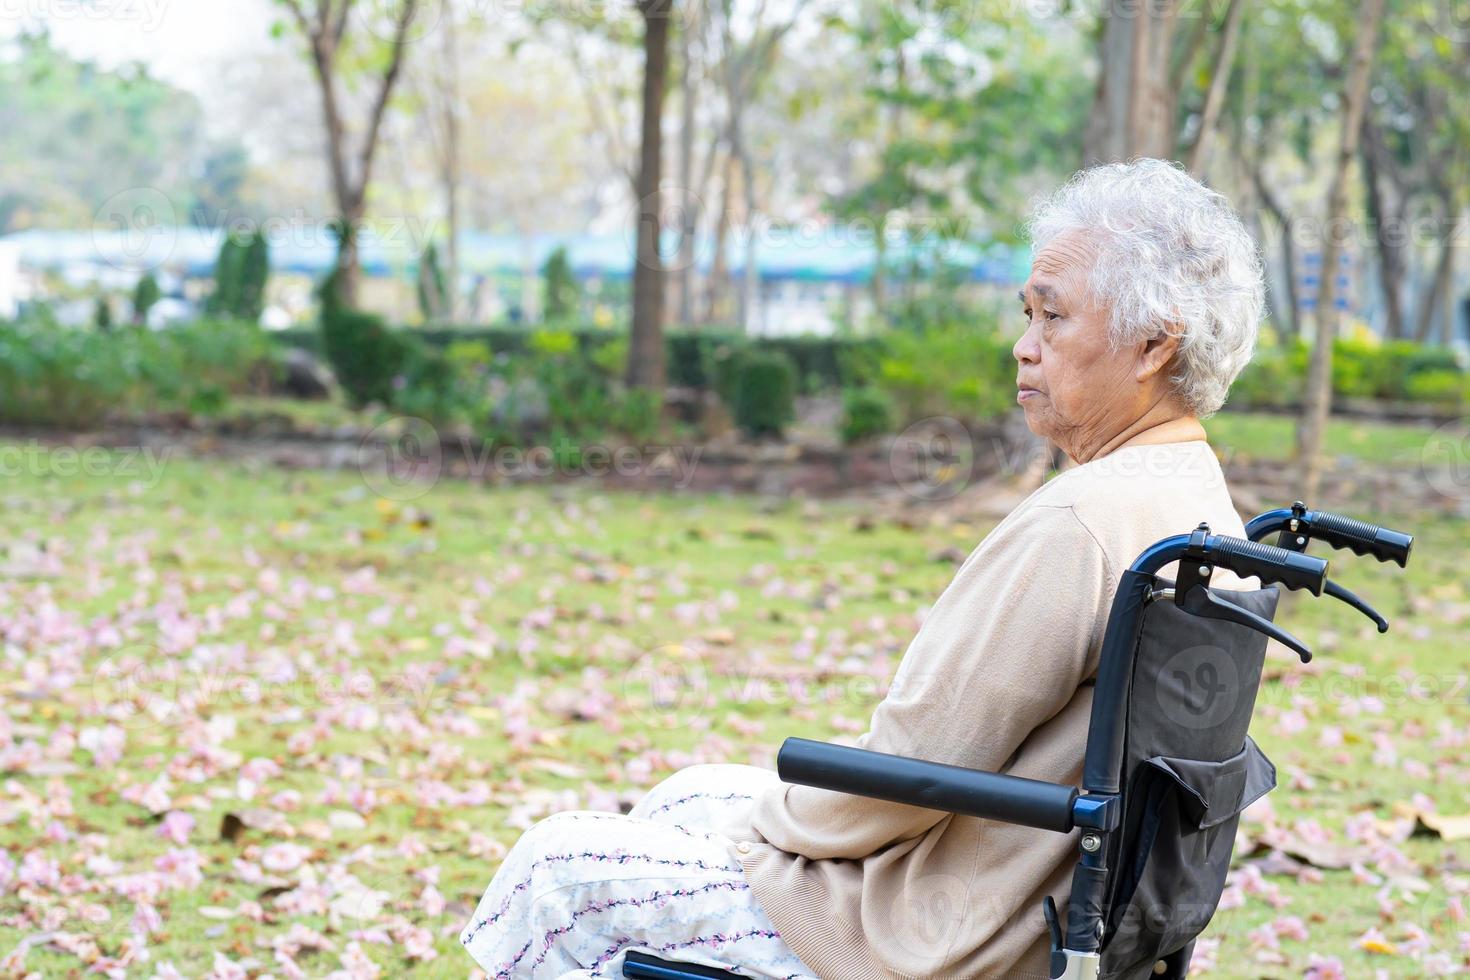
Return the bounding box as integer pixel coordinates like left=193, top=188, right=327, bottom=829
left=1324, top=579, right=1389, bottom=633
left=1178, top=583, right=1314, bottom=663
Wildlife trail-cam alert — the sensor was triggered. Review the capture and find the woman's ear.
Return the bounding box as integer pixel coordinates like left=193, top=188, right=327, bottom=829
left=1135, top=326, right=1182, bottom=383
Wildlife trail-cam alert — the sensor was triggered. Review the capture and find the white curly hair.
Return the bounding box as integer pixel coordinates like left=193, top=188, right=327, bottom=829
left=1025, top=158, right=1266, bottom=418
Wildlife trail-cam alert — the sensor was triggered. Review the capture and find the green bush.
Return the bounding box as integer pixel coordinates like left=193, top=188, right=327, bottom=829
left=542, top=246, right=579, bottom=323
left=318, top=269, right=415, bottom=409
left=271, top=325, right=882, bottom=394
left=132, top=273, right=161, bottom=325
left=704, top=342, right=749, bottom=407
left=1403, top=370, right=1466, bottom=408
left=239, top=233, right=270, bottom=322
left=0, top=317, right=274, bottom=428
left=321, top=305, right=415, bottom=409
left=840, top=386, right=895, bottom=444
left=207, top=230, right=270, bottom=322
left=732, top=350, right=796, bottom=437
left=1231, top=337, right=1464, bottom=408
left=1229, top=340, right=1306, bottom=409
left=417, top=241, right=448, bottom=321
left=870, top=324, right=1016, bottom=425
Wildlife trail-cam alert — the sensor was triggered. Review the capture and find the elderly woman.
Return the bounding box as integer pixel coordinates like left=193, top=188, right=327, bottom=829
left=460, top=157, right=1266, bottom=979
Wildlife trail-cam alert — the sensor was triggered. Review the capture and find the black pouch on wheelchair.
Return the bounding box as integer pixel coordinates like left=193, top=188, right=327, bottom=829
left=1098, top=586, right=1280, bottom=979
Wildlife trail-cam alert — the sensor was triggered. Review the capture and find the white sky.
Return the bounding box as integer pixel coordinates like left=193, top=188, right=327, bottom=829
left=2, top=0, right=281, bottom=127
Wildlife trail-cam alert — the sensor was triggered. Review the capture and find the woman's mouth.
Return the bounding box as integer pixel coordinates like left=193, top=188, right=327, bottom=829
left=1017, top=386, right=1042, bottom=403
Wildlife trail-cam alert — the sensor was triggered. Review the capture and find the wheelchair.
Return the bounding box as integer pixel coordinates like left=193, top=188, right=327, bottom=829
left=623, top=503, right=1413, bottom=980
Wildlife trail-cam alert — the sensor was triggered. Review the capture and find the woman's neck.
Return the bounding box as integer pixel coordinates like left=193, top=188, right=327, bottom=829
left=1069, top=412, right=1207, bottom=465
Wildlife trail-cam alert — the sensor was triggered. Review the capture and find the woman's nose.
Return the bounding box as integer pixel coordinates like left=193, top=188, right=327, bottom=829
left=1013, top=323, right=1040, bottom=364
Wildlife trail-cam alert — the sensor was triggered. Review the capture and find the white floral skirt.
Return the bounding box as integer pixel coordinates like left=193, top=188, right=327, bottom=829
left=460, top=763, right=819, bottom=980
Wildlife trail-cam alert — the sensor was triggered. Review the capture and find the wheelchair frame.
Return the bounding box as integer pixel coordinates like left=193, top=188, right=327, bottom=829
left=621, top=504, right=1412, bottom=980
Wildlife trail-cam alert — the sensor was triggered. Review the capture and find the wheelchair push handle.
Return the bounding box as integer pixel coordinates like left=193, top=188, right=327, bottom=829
left=1244, top=502, right=1414, bottom=633
left=776, top=737, right=1081, bottom=834
left=1199, top=533, right=1329, bottom=596
left=1245, top=502, right=1414, bottom=567
left=1301, top=510, right=1413, bottom=567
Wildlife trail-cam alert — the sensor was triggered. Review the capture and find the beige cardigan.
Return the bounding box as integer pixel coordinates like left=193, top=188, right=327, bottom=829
left=725, top=438, right=1254, bottom=979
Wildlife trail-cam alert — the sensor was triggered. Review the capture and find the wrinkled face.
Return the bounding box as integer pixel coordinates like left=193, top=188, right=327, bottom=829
left=1013, top=231, right=1149, bottom=455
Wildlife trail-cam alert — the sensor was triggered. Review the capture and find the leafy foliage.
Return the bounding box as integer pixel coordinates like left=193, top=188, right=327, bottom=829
left=859, top=322, right=1017, bottom=426
left=731, top=350, right=797, bottom=438
left=417, top=240, right=449, bottom=322
left=207, top=230, right=270, bottom=322
left=1230, top=337, right=1466, bottom=409
left=132, top=273, right=161, bottom=326
left=840, top=385, right=896, bottom=444
left=541, top=246, right=579, bottom=323
left=0, top=31, right=236, bottom=233
left=317, top=271, right=415, bottom=409
left=0, top=315, right=274, bottom=427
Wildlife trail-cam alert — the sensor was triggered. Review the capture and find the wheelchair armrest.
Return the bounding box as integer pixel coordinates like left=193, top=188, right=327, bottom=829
left=623, top=951, right=746, bottom=979
left=778, top=737, right=1081, bottom=834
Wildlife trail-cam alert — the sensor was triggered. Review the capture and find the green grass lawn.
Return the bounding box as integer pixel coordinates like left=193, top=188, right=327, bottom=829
left=1206, top=410, right=1451, bottom=468
left=0, top=440, right=1465, bottom=977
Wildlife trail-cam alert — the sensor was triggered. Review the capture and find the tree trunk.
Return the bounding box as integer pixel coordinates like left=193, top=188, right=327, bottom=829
left=1414, top=194, right=1456, bottom=344
left=1297, top=0, right=1386, bottom=504
left=704, top=149, right=734, bottom=325
left=1085, top=0, right=1179, bottom=163
left=734, top=129, right=760, bottom=334
left=1440, top=221, right=1460, bottom=345
left=1085, top=8, right=1134, bottom=163
left=675, top=13, right=698, bottom=327
left=627, top=0, right=671, bottom=392
left=1417, top=211, right=1459, bottom=345
left=1360, top=119, right=1406, bottom=341
left=519, top=222, right=539, bottom=324
left=335, top=197, right=365, bottom=310
left=1251, top=164, right=1298, bottom=340
left=440, top=0, right=462, bottom=322
left=287, top=0, right=419, bottom=312
left=1186, top=0, right=1245, bottom=178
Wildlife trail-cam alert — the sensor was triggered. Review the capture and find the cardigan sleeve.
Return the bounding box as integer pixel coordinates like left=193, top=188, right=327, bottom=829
left=748, top=502, right=1114, bottom=860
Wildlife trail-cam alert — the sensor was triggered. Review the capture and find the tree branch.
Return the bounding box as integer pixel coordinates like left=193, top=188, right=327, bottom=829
left=355, top=0, right=419, bottom=201
left=277, top=0, right=313, bottom=38
left=1187, top=0, right=1245, bottom=176
left=330, top=0, right=356, bottom=48
left=567, top=42, right=637, bottom=190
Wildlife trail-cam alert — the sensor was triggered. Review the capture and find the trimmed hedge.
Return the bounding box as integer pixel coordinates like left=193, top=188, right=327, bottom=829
left=0, top=316, right=276, bottom=428
left=1229, top=337, right=1468, bottom=410
left=273, top=325, right=883, bottom=393
left=732, top=350, right=797, bottom=437
left=272, top=322, right=1470, bottom=426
